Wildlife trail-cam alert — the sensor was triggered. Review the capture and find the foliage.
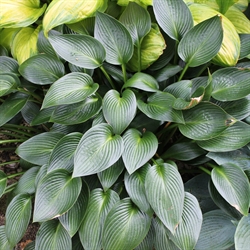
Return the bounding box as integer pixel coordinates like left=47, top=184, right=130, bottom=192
left=0, top=0, right=250, bottom=249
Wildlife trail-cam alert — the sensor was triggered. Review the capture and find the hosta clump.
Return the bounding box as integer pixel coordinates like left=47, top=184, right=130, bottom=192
left=0, top=0, right=250, bottom=249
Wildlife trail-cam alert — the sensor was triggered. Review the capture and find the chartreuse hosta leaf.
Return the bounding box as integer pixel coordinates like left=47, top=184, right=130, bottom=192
left=59, top=180, right=89, bottom=237
left=0, top=0, right=47, bottom=28
left=94, top=11, right=133, bottom=65
left=178, top=15, right=223, bottom=67
left=79, top=188, right=120, bottom=250
left=102, top=198, right=151, bottom=250
left=0, top=171, right=7, bottom=198
left=117, top=0, right=153, bottom=6
left=42, top=72, right=99, bottom=109
left=153, top=0, right=193, bottom=41
left=211, top=67, right=250, bottom=101
left=0, top=56, right=19, bottom=74
left=124, top=164, right=153, bottom=215
left=178, top=102, right=236, bottom=140
left=235, top=214, right=250, bottom=249
left=49, top=34, right=106, bottom=69
left=103, top=89, right=137, bottom=134
left=211, top=163, right=250, bottom=215
left=43, top=0, right=107, bottom=36
left=16, top=132, right=64, bottom=165
left=0, top=226, right=12, bottom=250
left=48, top=132, right=82, bottom=173
left=5, top=193, right=32, bottom=246
left=195, top=210, right=235, bottom=250
left=33, top=169, right=82, bottom=222
left=216, top=0, right=236, bottom=14
left=35, top=220, right=71, bottom=250
left=122, top=129, right=158, bottom=174
left=145, top=163, right=185, bottom=233
left=74, top=123, right=124, bottom=177
left=19, top=54, right=65, bottom=85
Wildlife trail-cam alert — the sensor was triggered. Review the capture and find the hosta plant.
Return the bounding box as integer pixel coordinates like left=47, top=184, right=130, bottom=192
left=0, top=0, right=250, bottom=249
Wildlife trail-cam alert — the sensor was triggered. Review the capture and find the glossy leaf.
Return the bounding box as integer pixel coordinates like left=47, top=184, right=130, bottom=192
left=0, top=226, right=13, bottom=250
left=153, top=0, right=193, bottom=41
left=178, top=15, right=223, bottom=67
left=211, top=163, right=250, bottom=215
left=48, top=132, right=82, bottom=173
left=235, top=214, right=250, bottom=250
left=103, top=198, right=151, bottom=250
left=239, top=34, right=250, bottom=59
left=49, top=34, right=106, bottom=69
left=0, top=171, right=7, bottom=198
left=103, top=89, right=137, bottom=134
left=21, top=101, right=40, bottom=124
left=33, top=169, right=82, bottom=222
left=0, top=74, right=17, bottom=97
left=0, top=56, right=19, bottom=74
left=145, top=163, right=185, bottom=233
left=74, top=123, right=124, bottom=177
left=5, top=193, right=32, bottom=246
left=35, top=220, right=71, bottom=250
left=95, top=12, right=133, bottom=65
left=59, top=180, right=89, bottom=237
left=30, top=106, right=55, bottom=126
left=178, top=102, right=235, bottom=140
left=135, top=222, right=155, bottom=250
left=19, top=54, right=65, bottom=84
left=16, top=132, right=64, bottom=165
left=79, top=188, right=120, bottom=250
left=122, top=129, right=158, bottom=174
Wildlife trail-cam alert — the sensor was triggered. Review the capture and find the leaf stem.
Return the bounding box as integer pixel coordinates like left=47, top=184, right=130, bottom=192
left=4, top=182, right=18, bottom=194
left=100, top=66, right=116, bottom=89
left=198, top=166, right=211, bottom=176
left=0, top=160, right=20, bottom=167
left=121, top=63, right=127, bottom=83
left=178, top=62, right=189, bottom=81
left=137, top=43, right=141, bottom=72
left=2, top=123, right=41, bottom=133
left=7, top=171, right=24, bottom=178
left=0, top=139, right=26, bottom=144
left=0, top=131, right=28, bottom=140
left=17, top=88, right=43, bottom=103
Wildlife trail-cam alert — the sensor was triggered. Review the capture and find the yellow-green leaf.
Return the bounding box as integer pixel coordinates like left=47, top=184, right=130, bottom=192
left=0, top=0, right=47, bottom=28
left=43, top=0, right=107, bottom=36
left=117, top=0, right=152, bottom=7
left=0, top=28, right=21, bottom=52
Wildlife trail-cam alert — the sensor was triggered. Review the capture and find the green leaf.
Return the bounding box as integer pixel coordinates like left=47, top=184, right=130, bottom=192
left=98, top=158, right=125, bottom=191
left=197, top=121, right=250, bottom=152
left=145, top=163, right=185, bottom=233
left=124, top=164, right=153, bottom=215
left=239, top=34, right=250, bottom=59
left=178, top=15, right=223, bottom=67
left=235, top=214, right=250, bottom=250
left=50, top=94, right=102, bottom=125
left=211, top=67, right=250, bottom=101
left=122, top=129, right=158, bottom=174
left=0, top=171, right=7, bottom=198
left=5, top=193, right=32, bottom=246
left=30, top=106, right=55, bottom=126
left=119, top=2, right=151, bottom=45
left=74, top=123, right=124, bottom=177
left=195, top=210, right=235, bottom=250
left=211, top=163, right=250, bottom=215
left=103, top=89, right=137, bottom=134
left=216, top=0, right=236, bottom=14
left=42, top=72, right=99, bottom=108
left=79, top=188, right=120, bottom=250
left=24, top=241, right=35, bottom=250
left=16, top=132, right=64, bottom=165
left=13, top=166, right=40, bottom=195
left=137, top=92, right=184, bottom=123
left=135, top=222, right=155, bottom=250
left=0, top=226, right=13, bottom=250
left=33, top=169, right=82, bottom=222
left=59, top=180, right=89, bottom=237
left=35, top=220, right=71, bottom=250
left=94, top=12, right=133, bottom=65
left=103, top=198, right=151, bottom=250
left=0, top=74, right=18, bottom=97
left=153, top=0, right=193, bottom=41
left=178, top=102, right=235, bottom=140
left=0, top=56, right=19, bottom=74
left=19, top=54, right=65, bottom=85
left=35, top=164, right=48, bottom=188
left=21, top=101, right=40, bottom=124
left=48, top=132, right=82, bottom=173
left=123, top=72, right=159, bottom=92
left=49, top=34, right=106, bottom=69
left=0, top=92, right=29, bottom=126
left=169, top=192, right=202, bottom=250
left=154, top=64, right=182, bottom=82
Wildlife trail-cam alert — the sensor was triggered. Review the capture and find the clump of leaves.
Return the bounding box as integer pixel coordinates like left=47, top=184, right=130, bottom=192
left=0, top=0, right=250, bottom=249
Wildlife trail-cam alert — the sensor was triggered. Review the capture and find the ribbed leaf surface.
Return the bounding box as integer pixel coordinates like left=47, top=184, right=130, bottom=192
left=73, top=123, right=124, bottom=177
left=103, top=198, right=151, bottom=250
left=0, top=74, right=17, bottom=97
left=235, top=214, right=250, bottom=250
left=135, top=223, right=155, bottom=250
left=33, top=169, right=82, bottom=222
left=0, top=226, right=13, bottom=250
left=0, top=56, right=19, bottom=74
left=239, top=34, right=250, bottom=59
left=0, top=171, right=7, bottom=198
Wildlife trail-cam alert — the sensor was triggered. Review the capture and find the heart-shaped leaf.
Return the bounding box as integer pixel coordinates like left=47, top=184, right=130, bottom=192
left=0, top=171, right=7, bottom=198
left=211, top=163, right=250, bottom=215
left=49, top=34, right=106, bottom=69
left=102, top=198, right=151, bottom=250
left=42, top=72, right=99, bottom=108
left=79, top=188, right=120, bottom=250
left=145, top=163, right=185, bottom=233
left=33, top=169, right=82, bottom=222
left=103, top=89, right=137, bottom=134
left=122, top=129, right=158, bottom=174
left=73, top=123, right=124, bottom=177
left=153, top=0, right=193, bottom=41
left=235, top=214, right=250, bottom=250
left=95, top=11, right=133, bottom=65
